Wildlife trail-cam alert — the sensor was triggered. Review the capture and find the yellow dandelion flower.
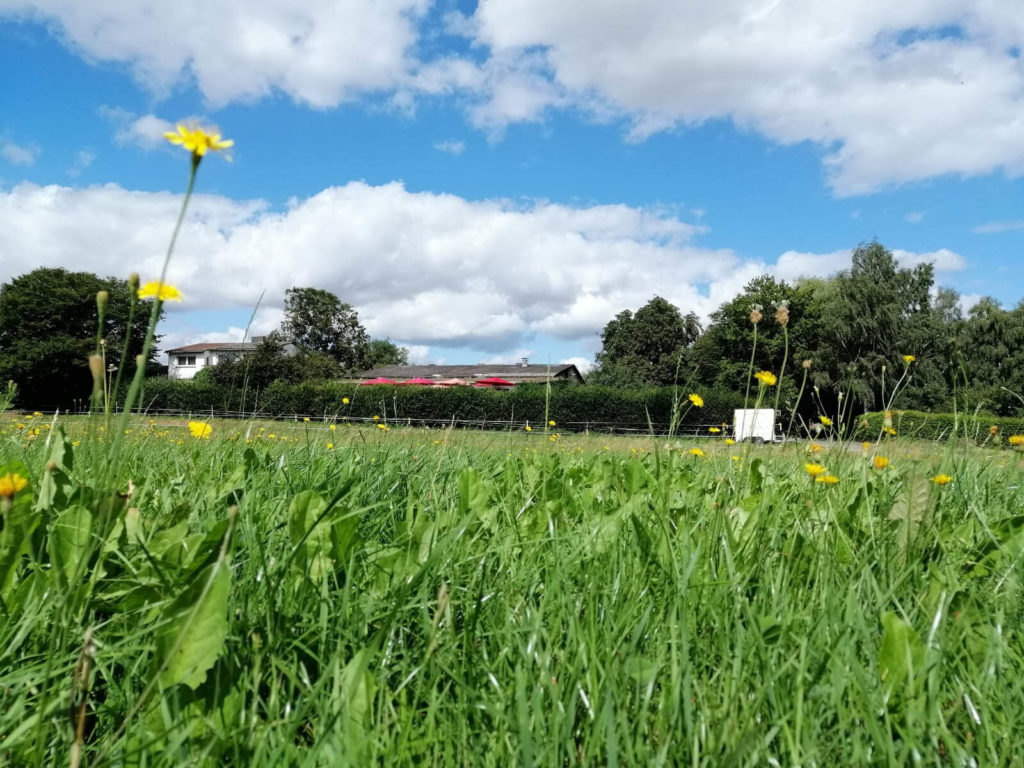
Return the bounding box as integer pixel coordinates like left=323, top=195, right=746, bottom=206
left=724, top=438, right=735, bottom=445
left=872, top=456, right=889, bottom=470
left=815, top=474, right=840, bottom=485
left=989, top=425, right=999, bottom=436
left=862, top=441, right=871, bottom=451
left=819, top=415, right=833, bottom=427
left=804, top=463, right=827, bottom=477
left=138, top=281, right=183, bottom=302
left=689, top=448, right=705, bottom=457
left=303, top=417, right=310, bottom=423
left=549, top=420, right=556, bottom=427
left=1008, top=435, right=1024, bottom=446
left=731, top=455, right=742, bottom=462
left=902, top=354, right=916, bottom=364
left=0, top=472, right=28, bottom=498
left=809, top=443, right=823, bottom=453
left=754, top=371, right=777, bottom=386
left=931, top=474, right=952, bottom=486
left=688, top=393, right=704, bottom=407
left=187, top=421, right=212, bottom=439
left=525, top=425, right=532, bottom=432
left=326, top=443, right=334, bottom=450
left=164, top=123, right=234, bottom=159
left=373, top=415, right=380, bottom=421
left=709, top=427, right=721, bottom=434
left=329, top=424, right=336, bottom=431
left=342, top=397, right=350, bottom=405
left=377, top=423, right=388, bottom=431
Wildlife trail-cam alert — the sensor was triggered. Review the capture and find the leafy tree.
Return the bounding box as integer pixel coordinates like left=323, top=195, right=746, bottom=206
left=0, top=268, right=159, bottom=409
left=591, top=296, right=701, bottom=386
left=364, top=339, right=409, bottom=368
left=815, top=242, right=951, bottom=412
left=954, top=298, right=1024, bottom=415
left=281, top=287, right=369, bottom=370
left=691, top=276, right=823, bottom=387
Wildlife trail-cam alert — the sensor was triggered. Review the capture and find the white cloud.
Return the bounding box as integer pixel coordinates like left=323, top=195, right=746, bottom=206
left=434, top=139, right=465, bottom=155
left=973, top=220, right=1024, bottom=234
left=1, top=138, right=39, bottom=165
left=66, top=149, right=95, bottom=177
left=3, top=1, right=429, bottom=107
left=561, top=356, right=593, bottom=374
left=481, top=349, right=533, bottom=365
left=100, top=107, right=177, bottom=149
left=460, top=0, right=1024, bottom=194
left=0, top=181, right=968, bottom=355
left=8, top=2, right=1024, bottom=192
left=772, top=246, right=967, bottom=282
left=0, top=180, right=729, bottom=351
left=905, top=211, right=925, bottom=224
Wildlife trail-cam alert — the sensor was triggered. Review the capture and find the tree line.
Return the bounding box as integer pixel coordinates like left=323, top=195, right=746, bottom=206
left=591, top=241, right=1023, bottom=416
left=2, top=241, right=1022, bottom=416
left=0, top=274, right=407, bottom=409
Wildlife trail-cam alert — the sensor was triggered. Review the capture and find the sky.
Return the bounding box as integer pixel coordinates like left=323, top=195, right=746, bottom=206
left=1, top=1, right=1023, bottom=373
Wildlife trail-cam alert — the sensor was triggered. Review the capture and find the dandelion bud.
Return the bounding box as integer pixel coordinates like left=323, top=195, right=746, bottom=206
left=802, top=359, right=812, bottom=369
left=96, top=290, right=109, bottom=310
left=775, top=306, right=789, bottom=326
left=749, top=304, right=763, bottom=325
left=135, top=354, right=145, bottom=369
left=88, top=354, right=104, bottom=382
left=128, top=272, right=140, bottom=289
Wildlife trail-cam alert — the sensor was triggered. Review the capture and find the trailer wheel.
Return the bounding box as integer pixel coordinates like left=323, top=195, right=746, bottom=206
left=751, top=436, right=765, bottom=445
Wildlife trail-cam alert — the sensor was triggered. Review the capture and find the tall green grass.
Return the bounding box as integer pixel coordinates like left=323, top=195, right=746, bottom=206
left=1, top=416, right=1022, bottom=765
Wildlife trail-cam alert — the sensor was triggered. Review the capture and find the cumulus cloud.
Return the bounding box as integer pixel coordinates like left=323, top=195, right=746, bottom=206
left=463, top=0, right=1024, bottom=194
left=5, top=2, right=1024, bottom=192
left=0, top=181, right=966, bottom=356
left=1, top=0, right=429, bottom=107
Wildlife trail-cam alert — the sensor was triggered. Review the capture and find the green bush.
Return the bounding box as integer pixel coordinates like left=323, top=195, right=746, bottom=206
left=854, top=410, right=1024, bottom=443
left=139, top=379, right=746, bottom=432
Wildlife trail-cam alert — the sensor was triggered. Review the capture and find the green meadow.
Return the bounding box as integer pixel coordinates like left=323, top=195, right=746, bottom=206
left=2, top=412, right=1023, bottom=766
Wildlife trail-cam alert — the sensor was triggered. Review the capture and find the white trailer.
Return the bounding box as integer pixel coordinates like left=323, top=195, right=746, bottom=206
left=733, top=409, right=779, bottom=443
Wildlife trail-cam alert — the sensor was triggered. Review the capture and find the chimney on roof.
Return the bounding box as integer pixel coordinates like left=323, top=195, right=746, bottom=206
left=521, top=357, right=529, bottom=367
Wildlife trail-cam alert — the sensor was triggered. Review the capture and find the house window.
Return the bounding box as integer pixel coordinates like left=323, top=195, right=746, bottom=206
left=177, top=355, right=197, bottom=366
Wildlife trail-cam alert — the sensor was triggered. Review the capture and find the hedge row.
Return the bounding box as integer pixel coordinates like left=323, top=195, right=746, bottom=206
left=854, top=410, right=1024, bottom=443
left=139, top=379, right=746, bottom=432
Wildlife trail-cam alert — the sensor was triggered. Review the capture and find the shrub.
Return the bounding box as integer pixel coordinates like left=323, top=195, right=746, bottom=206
left=139, top=379, right=746, bottom=433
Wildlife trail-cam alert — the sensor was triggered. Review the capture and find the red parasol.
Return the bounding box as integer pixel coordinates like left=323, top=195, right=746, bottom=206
left=473, top=377, right=516, bottom=387
left=400, top=377, right=436, bottom=385
left=360, top=377, right=398, bottom=385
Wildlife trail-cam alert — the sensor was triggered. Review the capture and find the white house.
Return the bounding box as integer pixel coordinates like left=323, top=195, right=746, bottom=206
left=166, top=337, right=297, bottom=380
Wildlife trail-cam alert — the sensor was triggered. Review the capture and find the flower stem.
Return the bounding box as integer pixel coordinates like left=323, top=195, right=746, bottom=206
left=743, top=324, right=758, bottom=410
left=111, top=159, right=199, bottom=461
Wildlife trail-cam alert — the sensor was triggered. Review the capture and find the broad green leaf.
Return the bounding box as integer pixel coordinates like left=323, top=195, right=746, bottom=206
left=157, top=561, right=231, bottom=690
left=49, top=505, right=93, bottom=584
left=878, top=612, right=924, bottom=696
left=458, top=469, right=492, bottom=528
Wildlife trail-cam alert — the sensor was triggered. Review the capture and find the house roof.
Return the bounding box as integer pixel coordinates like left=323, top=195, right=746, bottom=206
left=356, top=363, right=584, bottom=382
left=167, top=342, right=260, bottom=354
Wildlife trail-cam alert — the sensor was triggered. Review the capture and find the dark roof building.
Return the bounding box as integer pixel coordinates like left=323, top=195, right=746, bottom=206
left=356, top=361, right=585, bottom=384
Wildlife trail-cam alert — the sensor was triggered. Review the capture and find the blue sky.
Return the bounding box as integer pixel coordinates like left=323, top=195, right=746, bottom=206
left=2, top=1, right=1023, bottom=370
